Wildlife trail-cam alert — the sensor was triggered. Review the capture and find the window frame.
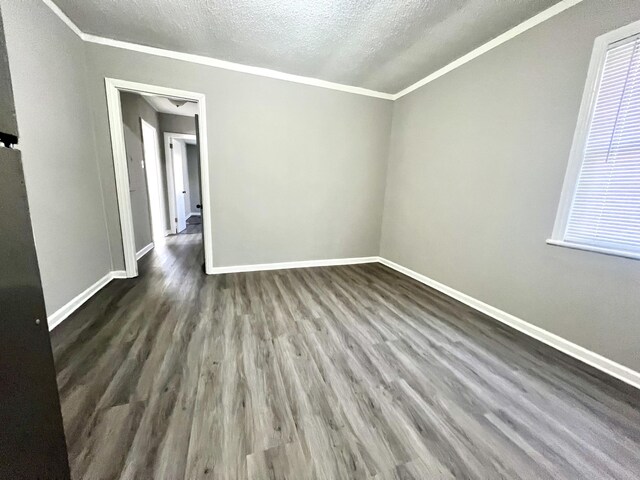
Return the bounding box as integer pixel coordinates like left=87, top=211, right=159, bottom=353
left=548, top=19, right=640, bottom=261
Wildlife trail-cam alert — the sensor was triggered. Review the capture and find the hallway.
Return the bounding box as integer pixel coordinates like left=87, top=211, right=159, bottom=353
left=51, top=234, right=640, bottom=479
left=52, top=232, right=205, bottom=478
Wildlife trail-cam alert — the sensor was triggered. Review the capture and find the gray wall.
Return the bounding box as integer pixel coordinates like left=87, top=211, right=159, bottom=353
left=120, top=92, right=160, bottom=252
left=159, top=113, right=196, bottom=135
left=83, top=44, right=393, bottom=268
left=1, top=0, right=112, bottom=315
left=381, top=0, right=640, bottom=371
left=186, top=144, right=201, bottom=214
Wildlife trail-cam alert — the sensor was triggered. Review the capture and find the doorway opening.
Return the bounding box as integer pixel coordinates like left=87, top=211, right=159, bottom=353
left=164, top=133, right=201, bottom=236
left=105, top=78, right=212, bottom=277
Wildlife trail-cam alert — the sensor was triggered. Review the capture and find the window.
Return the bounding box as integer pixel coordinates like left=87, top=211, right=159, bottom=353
left=549, top=21, right=640, bottom=260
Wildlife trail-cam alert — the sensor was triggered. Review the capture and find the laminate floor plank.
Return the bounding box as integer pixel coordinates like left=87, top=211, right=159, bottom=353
left=51, top=233, right=640, bottom=479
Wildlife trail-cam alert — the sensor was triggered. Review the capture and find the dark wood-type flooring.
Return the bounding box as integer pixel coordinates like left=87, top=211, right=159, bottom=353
left=51, top=233, right=640, bottom=479
left=181, top=215, right=202, bottom=235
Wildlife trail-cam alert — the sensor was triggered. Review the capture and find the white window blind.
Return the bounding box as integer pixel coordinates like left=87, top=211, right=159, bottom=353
left=564, top=34, right=640, bottom=254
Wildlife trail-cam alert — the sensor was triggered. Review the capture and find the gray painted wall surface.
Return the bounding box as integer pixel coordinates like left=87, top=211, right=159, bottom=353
left=159, top=113, right=195, bottom=135
left=119, top=92, right=159, bottom=252
left=83, top=45, right=393, bottom=269
left=1, top=0, right=111, bottom=314
left=380, top=0, right=640, bottom=371
left=186, top=144, right=201, bottom=214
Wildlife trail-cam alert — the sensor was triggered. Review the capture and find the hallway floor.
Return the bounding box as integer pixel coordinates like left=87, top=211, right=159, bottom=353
left=51, top=234, right=640, bottom=479
left=182, top=214, right=202, bottom=235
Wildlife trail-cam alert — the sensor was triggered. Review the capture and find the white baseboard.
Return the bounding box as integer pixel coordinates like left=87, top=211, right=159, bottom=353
left=47, top=270, right=125, bottom=331
left=378, top=257, right=640, bottom=391
left=45, top=252, right=639, bottom=390
left=208, top=256, right=379, bottom=275
left=112, top=270, right=128, bottom=279
left=136, top=243, right=154, bottom=260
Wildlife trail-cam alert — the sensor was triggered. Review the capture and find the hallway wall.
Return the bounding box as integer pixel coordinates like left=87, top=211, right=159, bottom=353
left=0, top=0, right=112, bottom=316
left=119, top=91, right=160, bottom=252
left=83, top=43, right=393, bottom=270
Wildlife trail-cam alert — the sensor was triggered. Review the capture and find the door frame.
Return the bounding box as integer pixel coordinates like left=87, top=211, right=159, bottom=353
left=140, top=117, right=164, bottom=246
left=105, top=77, right=213, bottom=277
left=164, top=132, right=197, bottom=235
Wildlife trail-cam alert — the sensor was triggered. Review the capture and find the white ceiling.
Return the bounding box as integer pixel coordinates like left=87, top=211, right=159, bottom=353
left=52, top=0, right=562, bottom=94
left=143, top=95, right=199, bottom=117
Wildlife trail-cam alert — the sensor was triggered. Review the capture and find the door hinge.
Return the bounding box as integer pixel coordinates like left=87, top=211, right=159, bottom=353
left=175, top=217, right=178, bottom=222
left=169, top=143, right=173, bottom=149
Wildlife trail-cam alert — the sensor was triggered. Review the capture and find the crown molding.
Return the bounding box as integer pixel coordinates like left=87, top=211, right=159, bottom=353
left=40, top=0, right=393, bottom=100
left=392, top=0, right=585, bottom=100
left=83, top=33, right=395, bottom=100
left=42, top=0, right=583, bottom=101
left=41, top=0, right=84, bottom=38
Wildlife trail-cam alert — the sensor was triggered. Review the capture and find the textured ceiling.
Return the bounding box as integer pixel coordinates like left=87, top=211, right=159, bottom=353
left=52, top=0, right=563, bottom=94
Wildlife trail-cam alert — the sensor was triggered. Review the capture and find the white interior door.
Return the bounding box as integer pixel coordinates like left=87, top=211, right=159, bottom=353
left=171, top=139, right=187, bottom=233
left=140, top=119, right=164, bottom=245
left=180, top=141, right=191, bottom=219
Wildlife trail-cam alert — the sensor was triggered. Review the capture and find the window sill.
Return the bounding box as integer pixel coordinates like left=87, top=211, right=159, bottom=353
left=546, top=239, right=640, bottom=261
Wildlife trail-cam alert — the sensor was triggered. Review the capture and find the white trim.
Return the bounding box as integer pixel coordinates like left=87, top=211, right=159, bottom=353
left=164, top=133, right=197, bottom=141
left=378, top=257, right=640, bottom=391
left=191, top=104, right=216, bottom=275
left=164, top=134, right=177, bottom=235
left=189, top=212, right=202, bottom=217
left=136, top=243, right=154, bottom=260
left=105, top=78, right=137, bottom=277
left=550, top=23, right=610, bottom=240
left=550, top=19, right=640, bottom=250
left=392, top=0, right=584, bottom=99
left=47, top=271, right=123, bottom=330
left=44, top=250, right=640, bottom=388
left=546, top=239, right=640, bottom=261
left=41, top=0, right=84, bottom=38
left=42, top=0, right=584, bottom=100
left=84, top=34, right=394, bottom=100
left=209, top=257, right=379, bottom=274
left=164, top=229, right=173, bottom=237
left=112, top=270, right=128, bottom=279
left=39, top=0, right=392, bottom=100
left=105, top=78, right=214, bottom=276
left=140, top=118, right=165, bottom=246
